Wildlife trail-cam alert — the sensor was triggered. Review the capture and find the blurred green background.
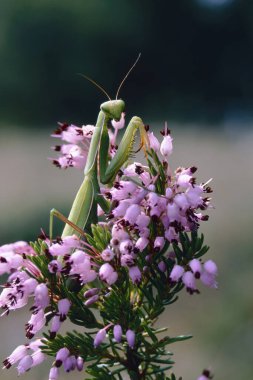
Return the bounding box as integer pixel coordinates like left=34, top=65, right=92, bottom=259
left=0, top=0, right=253, bottom=379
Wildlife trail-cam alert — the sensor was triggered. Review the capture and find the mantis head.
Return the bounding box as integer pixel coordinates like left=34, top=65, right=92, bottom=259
left=100, top=99, right=125, bottom=121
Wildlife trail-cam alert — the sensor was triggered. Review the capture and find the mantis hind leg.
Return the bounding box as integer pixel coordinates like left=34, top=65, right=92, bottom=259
left=49, top=208, right=86, bottom=241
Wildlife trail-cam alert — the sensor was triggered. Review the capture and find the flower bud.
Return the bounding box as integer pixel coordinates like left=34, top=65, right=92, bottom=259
left=154, top=237, right=165, bottom=252
left=76, top=356, right=84, bottom=371
left=189, top=259, right=202, bottom=278
left=101, top=248, right=115, bottom=262
left=148, top=132, right=160, bottom=152
left=129, top=266, right=141, bottom=284
left=182, top=271, right=196, bottom=292
left=169, top=265, right=184, bottom=282
left=34, top=284, right=49, bottom=309
left=63, top=355, right=76, bottom=372
left=49, top=366, right=59, bottom=380
left=94, top=328, right=107, bottom=348
left=17, top=355, right=33, bottom=375
left=48, top=260, right=62, bottom=274
left=58, top=299, right=71, bottom=321
left=160, top=134, right=173, bottom=158
left=84, top=295, right=99, bottom=306
left=203, top=260, right=218, bottom=276
left=113, top=324, right=123, bottom=343
left=83, top=288, right=99, bottom=298
left=55, top=347, right=70, bottom=367
left=124, top=204, right=141, bottom=225
left=50, top=316, right=61, bottom=339
left=158, top=261, right=166, bottom=272
left=126, top=329, right=135, bottom=348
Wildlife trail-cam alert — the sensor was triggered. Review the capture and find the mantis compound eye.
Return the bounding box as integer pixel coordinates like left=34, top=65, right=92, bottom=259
left=101, top=99, right=125, bottom=121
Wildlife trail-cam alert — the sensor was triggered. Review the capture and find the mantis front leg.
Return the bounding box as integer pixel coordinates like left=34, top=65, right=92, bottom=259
left=99, top=116, right=148, bottom=184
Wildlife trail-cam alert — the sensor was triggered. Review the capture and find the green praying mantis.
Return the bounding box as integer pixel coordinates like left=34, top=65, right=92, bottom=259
left=50, top=55, right=148, bottom=240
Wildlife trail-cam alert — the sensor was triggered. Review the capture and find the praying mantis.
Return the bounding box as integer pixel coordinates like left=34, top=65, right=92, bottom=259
left=50, top=55, right=148, bottom=240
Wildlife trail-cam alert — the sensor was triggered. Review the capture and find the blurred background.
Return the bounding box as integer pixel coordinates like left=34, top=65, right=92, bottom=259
left=0, top=0, right=253, bottom=379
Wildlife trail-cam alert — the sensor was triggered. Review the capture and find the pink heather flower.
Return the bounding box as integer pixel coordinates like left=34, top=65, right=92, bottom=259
left=55, top=347, right=70, bottom=367
left=111, top=224, right=129, bottom=241
left=185, top=186, right=204, bottom=208
left=167, top=202, right=180, bottom=222
left=154, top=237, right=165, bottom=252
left=50, top=316, right=61, bottom=339
left=82, top=124, right=95, bottom=137
left=120, top=253, right=135, bottom=267
left=49, top=366, right=59, bottom=380
left=58, top=299, right=71, bottom=321
left=101, top=248, right=115, bottom=261
left=123, top=162, right=144, bottom=176
left=94, top=328, right=107, bottom=348
left=160, top=134, right=173, bottom=158
left=26, top=309, right=46, bottom=338
left=49, top=236, right=79, bottom=256
left=112, top=112, right=125, bottom=130
left=189, top=259, right=202, bottom=278
left=203, top=260, right=218, bottom=276
left=17, top=355, right=33, bottom=375
left=60, top=125, right=85, bottom=144
left=135, top=237, right=149, bottom=251
left=182, top=271, right=197, bottom=292
left=29, top=339, right=43, bottom=352
left=112, top=200, right=131, bottom=218
left=99, top=263, right=118, bottom=285
left=119, top=240, right=133, bottom=255
left=174, top=193, right=190, bottom=211
left=48, top=260, right=62, bottom=274
left=124, top=204, right=141, bottom=225
left=99, top=263, right=114, bottom=280
left=3, top=345, right=28, bottom=369
left=106, top=271, right=118, bottom=285
left=129, top=266, right=141, bottom=284
left=170, top=265, right=184, bottom=282
left=76, top=356, right=84, bottom=371
left=126, top=329, right=135, bottom=348
left=24, top=278, right=38, bottom=293
left=111, top=181, right=137, bottom=201
left=165, top=187, right=173, bottom=199
left=197, top=369, right=212, bottom=380
left=63, top=355, right=76, bottom=372
left=113, top=325, right=123, bottom=343
left=200, top=271, right=218, bottom=289
left=158, top=261, right=166, bottom=272
left=31, top=349, right=45, bottom=367
left=148, top=131, right=160, bottom=152
left=136, top=213, right=150, bottom=229
left=34, top=284, right=50, bottom=309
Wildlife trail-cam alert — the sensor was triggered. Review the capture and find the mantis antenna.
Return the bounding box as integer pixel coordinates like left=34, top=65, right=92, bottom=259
left=78, top=73, right=111, bottom=100
left=116, top=53, right=141, bottom=100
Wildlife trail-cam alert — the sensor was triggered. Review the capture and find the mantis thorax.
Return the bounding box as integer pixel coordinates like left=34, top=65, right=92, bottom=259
left=100, top=99, right=125, bottom=121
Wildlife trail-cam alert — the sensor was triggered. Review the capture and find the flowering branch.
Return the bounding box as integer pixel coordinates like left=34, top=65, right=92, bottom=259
left=0, top=109, right=216, bottom=380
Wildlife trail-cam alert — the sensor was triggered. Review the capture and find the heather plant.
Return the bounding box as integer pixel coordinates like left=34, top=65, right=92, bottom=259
left=0, top=71, right=216, bottom=380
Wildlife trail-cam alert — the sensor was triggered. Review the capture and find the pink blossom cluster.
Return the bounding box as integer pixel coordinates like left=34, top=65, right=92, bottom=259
left=51, top=122, right=94, bottom=169
left=51, top=114, right=125, bottom=169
